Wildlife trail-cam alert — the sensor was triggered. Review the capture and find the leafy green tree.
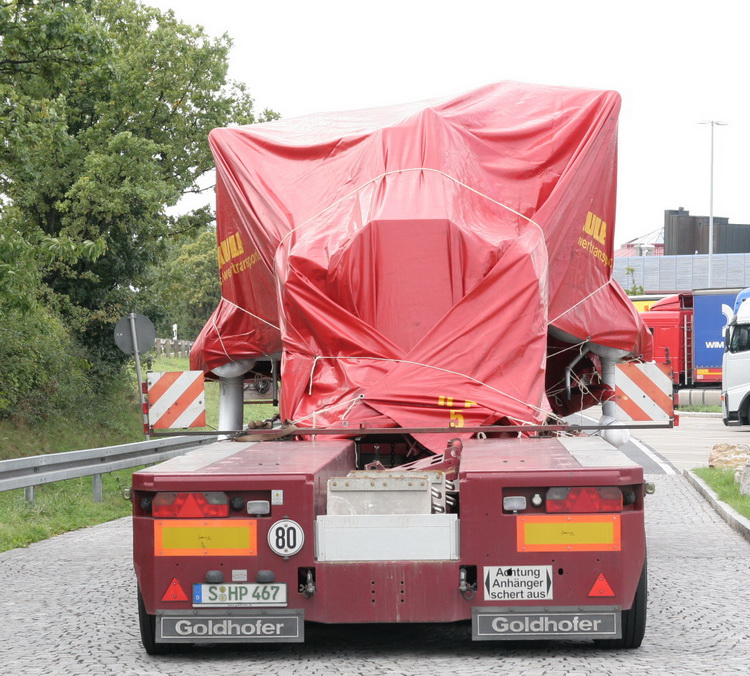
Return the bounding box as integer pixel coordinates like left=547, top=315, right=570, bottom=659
left=0, top=0, right=276, bottom=365
left=144, top=224, right=221, bottom=341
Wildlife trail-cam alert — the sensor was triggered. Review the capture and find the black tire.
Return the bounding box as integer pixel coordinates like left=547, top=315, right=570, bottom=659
left=138, top=589, right=181, bottom=655
left=741, top=399, right=750, bottom=426
left=597, top=558, right=647, bottom=649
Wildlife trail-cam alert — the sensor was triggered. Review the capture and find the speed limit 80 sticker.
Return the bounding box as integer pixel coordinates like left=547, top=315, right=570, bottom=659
left=268, top=519, right=304, bottom=556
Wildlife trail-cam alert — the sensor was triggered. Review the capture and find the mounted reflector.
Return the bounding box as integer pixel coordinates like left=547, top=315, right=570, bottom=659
left=614, top=362, right=673, bottom=422
left=147, top=371, right=206, bottom=429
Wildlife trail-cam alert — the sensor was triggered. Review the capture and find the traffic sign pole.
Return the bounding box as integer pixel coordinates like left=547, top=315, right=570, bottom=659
left=129, top=313, right=150, bottom=440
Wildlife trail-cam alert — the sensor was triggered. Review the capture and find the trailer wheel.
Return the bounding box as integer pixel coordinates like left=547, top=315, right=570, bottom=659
left=138, top=589, right=181, bottom=655
left=596, top=558, right=647, bottom=649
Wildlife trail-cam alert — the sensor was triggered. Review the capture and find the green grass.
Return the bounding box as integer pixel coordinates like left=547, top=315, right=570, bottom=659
left=0, top=355, right=278, bottom=552
left=0, top=469, right=137, bottom=552
left=0, top=379, right=144, bottom=461
left=678, top=405, right=722, bottom=413
left=693, top=466, right=750, bottom=521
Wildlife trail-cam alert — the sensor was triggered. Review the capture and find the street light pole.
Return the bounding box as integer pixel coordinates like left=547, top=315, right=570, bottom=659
left=700, top=120, right=727, bottom=287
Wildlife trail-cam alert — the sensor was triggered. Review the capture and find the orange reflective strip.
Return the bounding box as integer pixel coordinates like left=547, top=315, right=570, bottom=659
left=154, top=520, right=257, bottom=557
left=516, top=515, right=621, bottom=552
left=153, top=375, right=204, bottom=429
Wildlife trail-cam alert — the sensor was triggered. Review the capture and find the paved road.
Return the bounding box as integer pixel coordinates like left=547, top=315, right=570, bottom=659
left=573, top=408, right=750, bottom=474
left=634, top=411, right=750, bottom=472
left=2, top=420, right=750, bottom=675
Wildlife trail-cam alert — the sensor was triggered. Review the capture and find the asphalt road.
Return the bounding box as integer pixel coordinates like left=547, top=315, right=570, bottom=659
left=2, top=417, right=749, bottom=675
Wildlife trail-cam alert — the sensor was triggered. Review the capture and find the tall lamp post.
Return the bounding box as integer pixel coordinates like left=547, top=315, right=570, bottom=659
left=700, top=120, right=727, bottom=287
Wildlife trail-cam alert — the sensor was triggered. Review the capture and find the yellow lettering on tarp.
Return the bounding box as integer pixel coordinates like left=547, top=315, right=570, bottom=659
left=217, top=232, right=261, bottom=283
left=220, top=252, right=262, bottom=283
left=217, top=232, right=246, bottom=267
left=579, top=211, right=613, bottom=268
left=577, top=236, right=613, bottom=268
left=583, top=211, right=607, bottom=245
left=437, top=396, right=479, bottom=427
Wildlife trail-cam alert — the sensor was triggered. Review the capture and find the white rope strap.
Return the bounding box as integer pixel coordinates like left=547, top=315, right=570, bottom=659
left=303, top=354, right=555, bottom=426
left=290, top=393, right=367, bottom=426
left=220, top=296, right=280, bottom=330
left=548, top=278, right=613, bottom=324
left=276, top=167, right=545, bottom=254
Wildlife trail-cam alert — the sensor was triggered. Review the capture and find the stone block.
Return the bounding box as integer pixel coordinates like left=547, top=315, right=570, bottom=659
left=741, top=461, right=750, bottom=497
left=708, top=443, right=750, bottom=468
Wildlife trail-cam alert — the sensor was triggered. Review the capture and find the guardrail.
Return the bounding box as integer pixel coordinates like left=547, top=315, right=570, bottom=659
left=0, top=435, right=217, bottom=503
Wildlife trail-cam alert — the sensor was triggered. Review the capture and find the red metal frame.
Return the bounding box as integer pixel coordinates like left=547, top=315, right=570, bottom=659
left=133, top=438, right=646, bottom=631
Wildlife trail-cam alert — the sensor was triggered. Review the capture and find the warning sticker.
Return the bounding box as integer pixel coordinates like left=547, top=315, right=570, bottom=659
left=484, top=566, right=553, bottom=601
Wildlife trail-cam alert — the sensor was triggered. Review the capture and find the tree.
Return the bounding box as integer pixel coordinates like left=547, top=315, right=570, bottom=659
left=624, top=266, right=644, bottom=296
left=0, top=0, right=276, bottom=365
left=143, top=224, right=221, bottom=341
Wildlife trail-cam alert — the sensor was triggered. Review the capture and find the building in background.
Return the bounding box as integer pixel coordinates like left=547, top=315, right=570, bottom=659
left=616, top=228, right=664, bottom=258
left=613, top=208, right=750, bottom=292
left=663, top=207, right=750, bottom=255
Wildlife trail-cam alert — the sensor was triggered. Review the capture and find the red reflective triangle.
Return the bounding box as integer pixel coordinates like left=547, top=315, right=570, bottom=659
left=177, top=493, right=201, bottom=518
left=162, top=577, right=189, bottom=602
left=588, top=573, right=615, bottom=597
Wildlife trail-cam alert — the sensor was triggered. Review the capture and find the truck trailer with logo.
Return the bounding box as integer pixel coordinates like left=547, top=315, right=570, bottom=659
left=131, top=83, right=669, bottom=653
left=638, top=289, right=737, bottom=391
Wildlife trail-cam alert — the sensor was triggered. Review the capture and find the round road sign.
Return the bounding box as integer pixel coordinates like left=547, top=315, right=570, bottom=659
left=114, top=313, right=156, bottom=355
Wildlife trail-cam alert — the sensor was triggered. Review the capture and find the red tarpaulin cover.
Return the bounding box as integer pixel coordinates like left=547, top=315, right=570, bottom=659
left=191, top=82, right=652, bottom=438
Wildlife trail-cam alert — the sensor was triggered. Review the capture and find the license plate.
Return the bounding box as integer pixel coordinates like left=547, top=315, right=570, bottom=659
left=193, top=583, right=287, bottom=607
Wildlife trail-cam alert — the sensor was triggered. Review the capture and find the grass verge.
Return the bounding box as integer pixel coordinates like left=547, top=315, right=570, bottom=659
left=0, top=469, right=136, bottom=552
left=677, top=405, right=721, bottom=413
left=693, top=466, right=750, bottom=521
left=0, top=377, right=144, bottom=460
left=0, top=356, right=278, bottom=552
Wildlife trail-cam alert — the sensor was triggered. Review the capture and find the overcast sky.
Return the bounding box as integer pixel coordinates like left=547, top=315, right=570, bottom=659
left=146, top=0, right=749, bottom=247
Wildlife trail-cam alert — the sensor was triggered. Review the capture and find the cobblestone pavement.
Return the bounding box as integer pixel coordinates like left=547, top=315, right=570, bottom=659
left=1, top=473, right=749, bottom=676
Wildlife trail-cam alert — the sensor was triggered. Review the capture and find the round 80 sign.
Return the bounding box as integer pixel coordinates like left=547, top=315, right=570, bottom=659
left=268, top=520, right=304, bottom=557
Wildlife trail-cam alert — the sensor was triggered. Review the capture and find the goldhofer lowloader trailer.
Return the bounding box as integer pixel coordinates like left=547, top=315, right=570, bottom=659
left=133, top=82, right=664, bottom=652
left=133, top=433, right=649, bottom=651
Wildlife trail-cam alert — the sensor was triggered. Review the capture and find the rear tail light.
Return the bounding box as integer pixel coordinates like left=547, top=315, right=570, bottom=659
left=545, top=486, right=622, bottom=513
left=152, top=492, right=229, bottom=518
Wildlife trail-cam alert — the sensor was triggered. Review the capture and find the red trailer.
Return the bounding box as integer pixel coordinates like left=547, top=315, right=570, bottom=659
left=133, top=435, right=647, bottom=648
left=640, top=290, right=738, bottom=390
left=133, top=83, right=663, bottom=653
left=639, top=294, right=693, bottom=387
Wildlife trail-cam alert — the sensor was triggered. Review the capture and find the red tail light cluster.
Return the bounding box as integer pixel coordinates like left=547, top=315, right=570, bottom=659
left=152, top=492, right=229, bottom=518
left=545, top=486, right=622, bottom=513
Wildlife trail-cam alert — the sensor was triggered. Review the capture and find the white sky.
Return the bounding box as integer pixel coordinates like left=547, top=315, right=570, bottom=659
left=146, top=0, right=750, bottom=247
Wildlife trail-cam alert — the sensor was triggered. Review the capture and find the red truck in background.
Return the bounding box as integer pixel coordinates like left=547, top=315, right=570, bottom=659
left=639, top=290, right=737, bottom=400
left=132, top=83, right=670, bottom=654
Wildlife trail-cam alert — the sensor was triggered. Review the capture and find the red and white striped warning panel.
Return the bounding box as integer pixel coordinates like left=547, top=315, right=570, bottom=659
left=614, top=363, right=674, bottom=422
left=147, top=371, right=206, bottom=429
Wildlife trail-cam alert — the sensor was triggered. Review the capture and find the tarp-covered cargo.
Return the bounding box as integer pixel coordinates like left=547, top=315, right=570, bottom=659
left=191, top=82, right=652, bottom=436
